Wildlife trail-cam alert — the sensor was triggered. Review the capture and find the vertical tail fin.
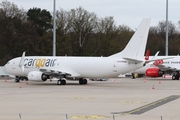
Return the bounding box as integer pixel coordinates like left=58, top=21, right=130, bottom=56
left=109, top=18, right=151, bottom=59
left=145, top=50, right=150, bottom=60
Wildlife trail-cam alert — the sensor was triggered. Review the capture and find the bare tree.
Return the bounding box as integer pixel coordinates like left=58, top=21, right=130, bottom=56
left=157, top=21, right=177, bottom=37
left=94, top=16, right=119, bottom=56
left=55, top=8, right=73, bottom=55
left=56, top=8, right=72, bottom=34
left=0, top=0, right=26, bottom=20
left=69, top=7, right=97, bottom=55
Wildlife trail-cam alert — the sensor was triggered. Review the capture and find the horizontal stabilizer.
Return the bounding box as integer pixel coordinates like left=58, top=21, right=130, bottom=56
left=147, top=57, right=174, bottom=63
left=123, top=57, right=143, bottom=63
left=144, top=57, right=174, bottom=66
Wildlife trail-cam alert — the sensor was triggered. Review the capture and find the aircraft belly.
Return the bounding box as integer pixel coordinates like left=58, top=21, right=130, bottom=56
left=117, top=63, right=143, bottom=74
left=77, top=67, right=112, bottom=78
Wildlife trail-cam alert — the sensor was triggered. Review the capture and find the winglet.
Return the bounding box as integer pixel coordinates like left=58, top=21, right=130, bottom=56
left=19, top=51, right=26, bottom=72
left=153, top=51, right=160, bottom=58
left=150, top=51, right=160, bottom=60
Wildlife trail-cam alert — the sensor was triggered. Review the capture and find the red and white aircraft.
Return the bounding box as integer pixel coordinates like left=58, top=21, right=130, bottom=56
left=133, top=53, right=180, bottom=80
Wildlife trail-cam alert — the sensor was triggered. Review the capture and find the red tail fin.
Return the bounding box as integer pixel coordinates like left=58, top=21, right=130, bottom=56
left=145, top=50, right=150, bottom=60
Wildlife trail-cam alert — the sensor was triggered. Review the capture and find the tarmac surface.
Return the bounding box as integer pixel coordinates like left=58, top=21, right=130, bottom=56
left=0, top=77, right=180, bottom=120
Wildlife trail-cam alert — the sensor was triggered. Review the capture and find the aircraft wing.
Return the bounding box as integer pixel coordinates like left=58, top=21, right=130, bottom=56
left=147, top=57, right=174, bottom=63
left=39, top=68, right=81, bottom=78
left=157, top=64, right=180, bottom=71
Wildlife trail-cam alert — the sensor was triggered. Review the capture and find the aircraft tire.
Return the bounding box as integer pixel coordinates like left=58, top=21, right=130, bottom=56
left=61, top=80, right=66, bottom=85
left=15, top=79, right=20, bottom=83
left=176, top=75, right=179, bottom=80
left=172, top=75, right=176, bottom=80
left=57, top=80, right=62, bottom=85
left=79, top=78, right=83, bottom=84
left=83, top=79, right=87, bottom=84
left=79, top=78, right=87, bottom=84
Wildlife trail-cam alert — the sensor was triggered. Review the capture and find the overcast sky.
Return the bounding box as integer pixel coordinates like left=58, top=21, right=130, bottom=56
left=6, top=0, right=180, bottom=30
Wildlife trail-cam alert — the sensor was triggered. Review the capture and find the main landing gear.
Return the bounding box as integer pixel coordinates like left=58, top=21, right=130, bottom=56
left=57, top=78, right=88, bottom=85
left=172, top=72, right=180, bottom=80
left=57, top=79, right=66, bottom=85
left=79, top=78, right=87, bottom=85
left=15, top=76, right=28, bottom=83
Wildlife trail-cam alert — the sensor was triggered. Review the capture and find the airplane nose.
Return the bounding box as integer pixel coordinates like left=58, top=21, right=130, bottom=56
left=3, top=63, right=9, bottom=71
left=3, top=65, right=6, bottom=71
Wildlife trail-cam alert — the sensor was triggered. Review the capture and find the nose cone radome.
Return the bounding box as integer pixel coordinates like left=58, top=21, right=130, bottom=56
left=3, top=62, right=11, bottom=74
left=3, top=64, right=7, bottom=72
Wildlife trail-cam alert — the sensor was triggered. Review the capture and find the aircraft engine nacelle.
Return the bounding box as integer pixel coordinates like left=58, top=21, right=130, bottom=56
left=28, top=71, right=48, bottom=82
left=145, top=68, right=164, bottom=77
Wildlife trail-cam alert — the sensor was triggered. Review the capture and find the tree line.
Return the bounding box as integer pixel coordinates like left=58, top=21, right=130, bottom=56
left=0, top=0, right=180, bottom=66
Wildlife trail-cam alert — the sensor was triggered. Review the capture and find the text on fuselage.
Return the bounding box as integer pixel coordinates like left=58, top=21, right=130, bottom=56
left=24, top=58, right=57, bottom=68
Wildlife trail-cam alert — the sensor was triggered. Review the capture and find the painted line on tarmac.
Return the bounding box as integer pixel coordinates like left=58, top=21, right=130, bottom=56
left=119, top=100, right=148, bottom=104
left=70, top=97, right=95, bottom=100
left=111, top=95, right=180, bottom=116
left=70, top=115, right=109, bottom=119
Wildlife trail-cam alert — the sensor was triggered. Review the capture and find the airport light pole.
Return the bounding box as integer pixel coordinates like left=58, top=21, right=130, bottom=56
left=165, top=0, right=168, bottom=56
left=53, top=0, right=56, bottom=56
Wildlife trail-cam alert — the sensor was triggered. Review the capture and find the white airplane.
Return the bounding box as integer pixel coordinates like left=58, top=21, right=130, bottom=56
left=3, top=18, right=151, bottom=85
left=133, top=55, right=180, bottom=80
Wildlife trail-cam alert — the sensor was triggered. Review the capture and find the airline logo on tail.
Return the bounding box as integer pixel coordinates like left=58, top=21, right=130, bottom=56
left=153, top=59, right=164, bottom=66
left=145, top=50, right=150, bottom=60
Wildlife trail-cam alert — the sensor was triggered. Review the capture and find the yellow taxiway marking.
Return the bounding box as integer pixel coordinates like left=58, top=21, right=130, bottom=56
left=69, top=97, right=95, bottom=100
left=71, top=115, right=109, bottom=119
left=120, top=95, right=180, bottom=116
left=111, top=95, right=180, bottom=117
left=120, top=100, right=148, bottom=104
